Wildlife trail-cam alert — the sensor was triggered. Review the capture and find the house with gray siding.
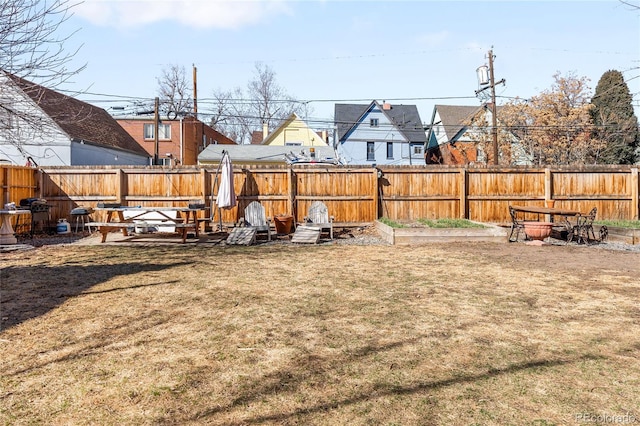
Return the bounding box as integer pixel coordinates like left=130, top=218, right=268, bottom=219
left=0, top=71, right=149, bottom=166
left=334, top=101, right=427, bottom=165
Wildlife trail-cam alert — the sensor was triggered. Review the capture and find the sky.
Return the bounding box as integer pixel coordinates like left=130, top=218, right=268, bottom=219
left=59, top=0, right=640, bottom=129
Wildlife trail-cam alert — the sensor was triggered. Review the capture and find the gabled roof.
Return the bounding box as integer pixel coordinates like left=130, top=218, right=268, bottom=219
left=433, top=104, right=506, bottom=142
left=433, top=105, right=483, bottom=142
left=4, top=72, right=148, bottom=156
left=335, top=101, right=427, bottom=143
left=335, top=103, right=370, bottom=141
left=261, top=113, right=325, bottom=146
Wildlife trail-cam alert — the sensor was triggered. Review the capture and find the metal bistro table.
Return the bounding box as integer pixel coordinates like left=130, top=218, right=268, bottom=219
left=90, top=206, right=206, bottom=243
left=509, top=205, right=581, bottom=243
left=0, top=209, right=31, bottom=245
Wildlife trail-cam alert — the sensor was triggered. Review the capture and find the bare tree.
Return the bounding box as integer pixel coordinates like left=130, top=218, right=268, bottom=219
left=0, top=0, right=84, bottom=162
left=247, top=62, right=306, bottom=132
left=156, top=65, right=193, bottom=119
left=619, top=0, right=640, bottom=10
left=1, top=0, right=83, bottom=86
left=209, top=87, right=253, bottom=144
left=209, top=62, right=309, bottom=144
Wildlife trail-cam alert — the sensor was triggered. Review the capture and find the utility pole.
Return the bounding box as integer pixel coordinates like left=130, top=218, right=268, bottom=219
left=154, top=96, right=159, bottom=165
left=193, top=64, right=198, bottom=120
left=475, top=49, right=505, bottom=165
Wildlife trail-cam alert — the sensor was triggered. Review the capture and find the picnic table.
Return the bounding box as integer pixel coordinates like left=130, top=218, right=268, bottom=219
left=88, top=206, right=205, bottom=243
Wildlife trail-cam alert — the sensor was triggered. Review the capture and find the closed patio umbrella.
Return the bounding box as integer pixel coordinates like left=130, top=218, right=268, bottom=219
left=214, top=151, right=236, bottom=229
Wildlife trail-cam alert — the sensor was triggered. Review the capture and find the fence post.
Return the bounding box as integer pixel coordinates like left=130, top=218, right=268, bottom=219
left=459, top=168, right=467, bottom=219
left=37, top=168, right=44, bottom=199
left=373, top=167, right=380, bottom=220
left=544, top=168, right=553, bottom=221
left=200, top=168, right=207, bottom=201
left=544, top=168, right=552, bottom=203
left=632, top=167, right=639, bottom=220
left=288, top=167, right=295, bottom=217
left=1, top=166, right=7, bottom=205
left=115, top=169, right=124, bottom=205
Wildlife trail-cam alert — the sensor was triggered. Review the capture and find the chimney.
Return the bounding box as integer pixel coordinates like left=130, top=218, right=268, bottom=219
left=382, top=101, right=392, bottom=110
left=321, top=130, right=328, bottom=143
left=262, top=121, right=268, bottom=138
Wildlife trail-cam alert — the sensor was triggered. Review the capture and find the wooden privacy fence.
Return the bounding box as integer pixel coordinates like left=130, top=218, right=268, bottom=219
left=34, top=165, right=379, bottom=226
left=379, top=166, right=640, bottom=223
left=0, top=165, right=37, bottom=208
left=3, top=164, right=639, bottom=227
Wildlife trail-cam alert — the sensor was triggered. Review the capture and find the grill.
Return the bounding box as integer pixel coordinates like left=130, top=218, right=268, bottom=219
left=70, top=207, right=94, bottom=232
left=20, top=198, right=51, bottom=235
left=19, top=197, right=46, bottom=207
left=70, top=207, right=90, bottom=215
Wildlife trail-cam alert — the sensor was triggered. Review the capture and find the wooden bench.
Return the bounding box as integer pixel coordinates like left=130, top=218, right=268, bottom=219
left=85, top=221, right=197, bottom=243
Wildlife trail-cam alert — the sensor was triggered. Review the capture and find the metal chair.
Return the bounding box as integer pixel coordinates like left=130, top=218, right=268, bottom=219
left=508, top=206, right=525, bottom=242
left=568, top=207, right=598, bottom=244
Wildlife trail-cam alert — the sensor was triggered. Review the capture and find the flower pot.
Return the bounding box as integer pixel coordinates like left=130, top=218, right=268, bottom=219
left=523, top=221, right=553, bottom=241
left=545, top=200, right=556, bottom=208
left=274, top=214, right=294, bottom=235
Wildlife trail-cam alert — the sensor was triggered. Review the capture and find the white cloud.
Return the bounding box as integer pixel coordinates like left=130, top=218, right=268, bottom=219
left=74, top=0, right=293, bottom=29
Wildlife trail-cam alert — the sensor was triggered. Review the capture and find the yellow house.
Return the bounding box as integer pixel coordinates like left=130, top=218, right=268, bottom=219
left=261, top=113, right=328, bottom=147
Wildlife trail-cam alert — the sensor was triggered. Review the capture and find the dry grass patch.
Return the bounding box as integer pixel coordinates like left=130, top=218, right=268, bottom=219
left=1, top=242, right=639, bottom=425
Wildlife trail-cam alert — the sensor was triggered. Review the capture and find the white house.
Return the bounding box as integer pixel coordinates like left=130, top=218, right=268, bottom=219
left=0, top=71, right=149, bottom=166
left=426, top=104, right=532, bottom=166
left=334, top=100, right=427, bottom=165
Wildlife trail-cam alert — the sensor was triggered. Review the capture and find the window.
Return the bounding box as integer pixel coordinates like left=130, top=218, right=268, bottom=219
left=370, top=118, right=379, bottom=127
left=367, top=142, right=375, bottom=161
left=387, top=142, right=393, bottom=159
left=143, top=123, right=171, bottom=140
left=412, top=144, right=424, bottom=156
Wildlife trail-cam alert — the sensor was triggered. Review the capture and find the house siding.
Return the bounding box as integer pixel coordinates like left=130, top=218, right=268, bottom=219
left=262, top=114, right=327, bottom=147
left=336, top=102, right=427, bottom=166
left=117, top=117, right=235, bottom=166
left=71, top=141, right=149, bottom=166
left=427, top=105, right=531, bottom=166
left=0, top=73, right=149, bottom=166
left=338, top=108, right=410, bottom=165
left=0, top=78, right=70, bottom=165
left=0, top=73, right=147, bottom=166
left=117, top=119, right=184, bottom=163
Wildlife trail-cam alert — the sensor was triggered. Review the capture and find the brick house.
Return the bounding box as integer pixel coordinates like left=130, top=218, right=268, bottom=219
left=117, top=116, right=236, bottom=165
